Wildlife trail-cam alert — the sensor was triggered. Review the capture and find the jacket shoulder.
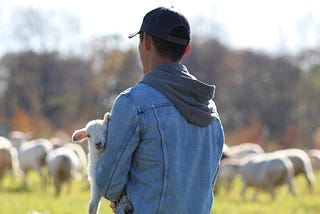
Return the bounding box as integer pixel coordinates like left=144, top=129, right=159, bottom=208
left=124, top=83, right=171, bottom=107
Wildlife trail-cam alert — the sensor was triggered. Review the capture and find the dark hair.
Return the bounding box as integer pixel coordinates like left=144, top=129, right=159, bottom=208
left=143, top=26, right=189, bottom=62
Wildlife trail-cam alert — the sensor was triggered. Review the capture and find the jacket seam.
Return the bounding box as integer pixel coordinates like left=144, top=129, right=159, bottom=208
left=104, top=95, right=141, bottom=200
left=152, top=106, right=169, bottom=214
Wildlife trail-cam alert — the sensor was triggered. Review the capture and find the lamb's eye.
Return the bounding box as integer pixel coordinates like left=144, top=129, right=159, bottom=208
left=87, top=134, right=90, bottom=138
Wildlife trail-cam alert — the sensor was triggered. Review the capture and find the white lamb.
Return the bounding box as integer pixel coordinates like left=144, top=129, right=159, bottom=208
left=46, top=147, right=82, bottom=195
left=238, top=152, right=296, bottom=200
left=72, top=112, right=133, bottom=214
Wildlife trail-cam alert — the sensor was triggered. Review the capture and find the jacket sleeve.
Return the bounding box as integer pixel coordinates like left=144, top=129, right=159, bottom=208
left=95, top=93, right=140, bottom=201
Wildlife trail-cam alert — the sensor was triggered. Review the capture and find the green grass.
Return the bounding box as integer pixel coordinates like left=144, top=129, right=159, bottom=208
left=0, top=172, right=113, bottom=214
left=212, top=173, right=320, bottom=214
left=0, top=171, right=319, bottom=214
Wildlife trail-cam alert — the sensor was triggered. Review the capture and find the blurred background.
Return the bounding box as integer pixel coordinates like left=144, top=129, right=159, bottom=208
left=1, top=0, right=320, bottom=150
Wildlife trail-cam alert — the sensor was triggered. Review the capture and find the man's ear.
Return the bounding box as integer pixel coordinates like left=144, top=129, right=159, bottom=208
left=144, top=33, right=152, bottom=51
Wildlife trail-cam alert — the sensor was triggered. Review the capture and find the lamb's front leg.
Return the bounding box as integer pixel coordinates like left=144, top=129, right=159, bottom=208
left=89, top=182, right=102, bottom=214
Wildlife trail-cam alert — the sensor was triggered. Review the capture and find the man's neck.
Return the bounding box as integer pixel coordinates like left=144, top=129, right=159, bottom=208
left=146, top=56, right=179, bottom=73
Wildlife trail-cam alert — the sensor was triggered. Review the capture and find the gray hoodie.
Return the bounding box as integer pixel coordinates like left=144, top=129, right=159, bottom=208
left=141, top=63, right=217, bottom=127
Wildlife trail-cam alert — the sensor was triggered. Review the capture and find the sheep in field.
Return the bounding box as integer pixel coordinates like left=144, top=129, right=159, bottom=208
left=308, top=149, right=320, bottom=171
left=63, top=143, right=88, bottom=179
left=9, top=130, right=32, bottom=148
left=0, top=148, right=13, bottom=181
left=72, top=112, right=133, bottom=214
left=51, top=141, right=88, bottom=179
left=46, top=147, right=82, bottom=196
left=275, top=148, right=316, bottom=191
left=0, top=136, right=21, bottom=183
left=215, top=157, right=241, bottom=193
left=224, top=142, right=265, bottom=159
left=238, top=152, right=296, bottom=200
left=18, top=138, right=53, bottom=188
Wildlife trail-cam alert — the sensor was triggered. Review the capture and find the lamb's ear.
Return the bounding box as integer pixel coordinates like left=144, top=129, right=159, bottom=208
left=103, top=112, right=111, bottom=124
left=72, top=129, right=87, bottom=142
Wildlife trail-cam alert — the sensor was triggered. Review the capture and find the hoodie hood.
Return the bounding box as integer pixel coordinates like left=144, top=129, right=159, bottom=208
left=140, top=63, right=217, bottom=127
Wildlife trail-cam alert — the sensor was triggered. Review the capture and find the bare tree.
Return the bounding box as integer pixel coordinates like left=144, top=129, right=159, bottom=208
left=6, top=7, right=81, bottom=53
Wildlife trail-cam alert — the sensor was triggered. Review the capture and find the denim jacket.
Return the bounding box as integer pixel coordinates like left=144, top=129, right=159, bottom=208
left=96, top=63, right=224, bottom=214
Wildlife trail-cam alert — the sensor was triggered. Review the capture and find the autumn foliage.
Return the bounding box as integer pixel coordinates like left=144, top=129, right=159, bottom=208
left=0, top=36, right=320, bottom=149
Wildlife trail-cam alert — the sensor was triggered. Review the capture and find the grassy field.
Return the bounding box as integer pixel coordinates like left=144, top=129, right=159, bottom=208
left=0, top=172, right=113, bottom=214
left=213, top=173, right=320, bottom=214
left=0, top=171, right=319, bottom=214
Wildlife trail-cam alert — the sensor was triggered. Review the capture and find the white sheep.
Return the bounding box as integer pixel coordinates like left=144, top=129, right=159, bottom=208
left=0, top=136, right=21, bottom=183
left=9, top=130, right=32, bottom=148
left=46, top=147, right=82, bottom=195
left=308, top=149, right=320, bottom=171
left=63, top=143, right=88, bottom=179
left=275, top=148, right=316, bottom=191
left=18, top=138, right=53, bottom=188
left=0, top=136, right=13, bottom=149
left=215, top=157, right=241, bottom=193
left=51, top=141, right=88, bottom=179
left=72, top=112, right=133, bottom=214
left=225, top=142, right=265, bottom=159
left=238, top=152, right=296, bottom=200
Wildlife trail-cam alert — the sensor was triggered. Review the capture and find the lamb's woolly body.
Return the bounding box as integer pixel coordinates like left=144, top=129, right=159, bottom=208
left=73, top=119, right=108, bottom=214
left=72, top=115, right=133, bottom=214
left=85, top=119, right=106, bottom=185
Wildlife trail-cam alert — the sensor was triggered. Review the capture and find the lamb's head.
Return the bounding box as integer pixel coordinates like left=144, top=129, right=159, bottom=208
left=72, top=112, right=110, bottom=153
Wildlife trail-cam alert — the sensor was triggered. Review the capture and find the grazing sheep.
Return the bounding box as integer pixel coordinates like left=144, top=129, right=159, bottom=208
left=49, top=137, right=65, bottom=149
left=238, top=152, right=296, bottom=200
left=220, top=143, right=231, bottom=160
left=9, top=130, right=32, bottom=148
left=216, top=157, right=241, bottom=193
left=0, top=148, right=12, bottom=180
left=0, top=136, right=13, bottom=149
left=225, top=142, right=265, bottom=159
left=63, top=143, right=88, bottom=179
left=275, top=148, right=316, bottom=191
left=18, top=138, right=53, bottom=188
left=72, top=112, right=133, bottom=214
left=0, top=137, right=21, bottom=183
left=308, top=149, right=320, bottom=171
left=46, top=147, right=82, bottom=196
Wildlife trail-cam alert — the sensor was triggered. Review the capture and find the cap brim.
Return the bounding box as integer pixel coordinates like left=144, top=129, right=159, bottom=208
left=128, top=31, right=140, bottom=39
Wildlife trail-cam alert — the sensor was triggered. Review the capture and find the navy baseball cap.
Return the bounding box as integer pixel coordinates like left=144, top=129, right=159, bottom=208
left=128, top=7, right=190, bottom=45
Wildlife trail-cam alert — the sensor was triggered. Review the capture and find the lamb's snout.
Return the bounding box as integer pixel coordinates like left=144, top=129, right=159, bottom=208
left=95, top=142, right=104, bottom=150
